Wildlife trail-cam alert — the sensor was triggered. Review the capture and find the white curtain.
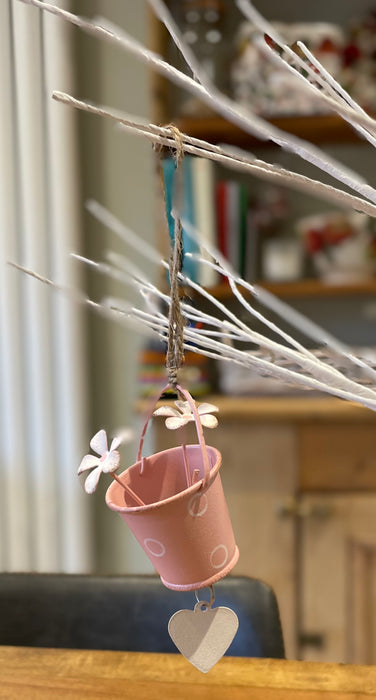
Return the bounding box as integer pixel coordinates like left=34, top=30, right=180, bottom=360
left=0, top=0, right=93, bottom=572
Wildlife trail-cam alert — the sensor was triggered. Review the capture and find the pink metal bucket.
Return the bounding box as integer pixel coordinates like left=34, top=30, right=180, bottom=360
left=105, top=385, right=239, bottom=591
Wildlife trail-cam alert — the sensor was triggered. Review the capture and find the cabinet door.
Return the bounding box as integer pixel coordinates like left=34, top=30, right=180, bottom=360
left=213, top=421, right=298, bottom=659
left=300, top=494, right=376, bottom=663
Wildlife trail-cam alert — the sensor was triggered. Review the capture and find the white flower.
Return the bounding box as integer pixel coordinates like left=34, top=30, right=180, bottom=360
left=153, top=400, right=219, bottom=430
left=78, top=429, right=123, bottom=494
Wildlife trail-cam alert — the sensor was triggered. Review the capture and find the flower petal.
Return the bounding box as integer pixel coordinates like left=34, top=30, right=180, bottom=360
left=78, top=454, right=100, bottom=474
left=165, top=415, right=191, bottom=430
left=110, top=436, right=121, bottom=452
left=200, top=414, right=218, bottom=428
left=84, top=465, right=103, bottom=494
left=175, top=400, right=190, bottom=414
left=153, top=406, right=180, bottom=417
left=198, top=403, right=219, bottom=415
left=90, top=429, right=108, bottom=456
left=102, top=450, right=121, bottom=473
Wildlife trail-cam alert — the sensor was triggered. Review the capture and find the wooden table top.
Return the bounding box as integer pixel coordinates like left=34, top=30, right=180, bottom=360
left=0, top=647, right=375, bottom=699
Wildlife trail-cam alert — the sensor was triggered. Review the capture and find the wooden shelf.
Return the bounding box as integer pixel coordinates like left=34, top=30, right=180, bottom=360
left=203, top=395, right=376, bottom=422
left=173, top=113, right=372, bottom=147
left=203, top=278, right=376, bottom=299
left=137, top=395, right=376, bottom=423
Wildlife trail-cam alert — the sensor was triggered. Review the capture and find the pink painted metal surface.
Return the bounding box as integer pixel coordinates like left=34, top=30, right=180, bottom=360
left=105, top=385, right=238, bottom=591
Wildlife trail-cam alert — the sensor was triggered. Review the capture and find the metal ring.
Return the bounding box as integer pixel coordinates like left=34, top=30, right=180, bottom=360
left=194, top=585, right=215, bottom=609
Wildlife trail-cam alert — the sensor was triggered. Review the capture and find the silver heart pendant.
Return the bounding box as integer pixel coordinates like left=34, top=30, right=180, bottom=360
left=168, top=602, right=239, bottom=673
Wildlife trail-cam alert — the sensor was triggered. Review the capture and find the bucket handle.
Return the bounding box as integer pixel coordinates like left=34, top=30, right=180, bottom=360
left=137, top=383, right=211, bottom=489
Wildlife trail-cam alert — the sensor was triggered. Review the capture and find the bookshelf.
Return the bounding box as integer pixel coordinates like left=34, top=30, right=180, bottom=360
left=150, top=13, right=376, bottom=299
left=164, top=114, right=376, bottom=296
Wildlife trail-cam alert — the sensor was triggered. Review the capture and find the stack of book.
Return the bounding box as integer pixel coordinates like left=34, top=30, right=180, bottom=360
left=138, top=342, right=213, bottom=397
left=162, top=155, right=258, bottom=286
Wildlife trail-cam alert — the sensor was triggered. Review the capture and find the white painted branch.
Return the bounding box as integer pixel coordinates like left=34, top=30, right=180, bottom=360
left=53, top=92, right=376, bottom=219
left=18, top=0, right=376, bottom=205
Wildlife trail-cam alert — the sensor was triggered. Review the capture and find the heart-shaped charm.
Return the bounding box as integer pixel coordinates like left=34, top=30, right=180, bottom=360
left=168, top=602, right=239, bottom=673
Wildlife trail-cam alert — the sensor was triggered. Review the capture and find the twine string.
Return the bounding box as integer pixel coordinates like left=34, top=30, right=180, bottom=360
left=165, top=125, right=186, bottom=388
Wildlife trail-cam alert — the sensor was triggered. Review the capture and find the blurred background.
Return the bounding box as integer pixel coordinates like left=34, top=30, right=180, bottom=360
left=1, top=0, right=376, bottom=663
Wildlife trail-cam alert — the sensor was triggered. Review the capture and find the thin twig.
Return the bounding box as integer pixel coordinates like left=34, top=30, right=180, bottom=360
left=53, top=92, right=376, bottom=218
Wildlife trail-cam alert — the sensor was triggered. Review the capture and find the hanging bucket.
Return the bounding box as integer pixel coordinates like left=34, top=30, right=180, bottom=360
left=105, top=384, right=239, bottom=591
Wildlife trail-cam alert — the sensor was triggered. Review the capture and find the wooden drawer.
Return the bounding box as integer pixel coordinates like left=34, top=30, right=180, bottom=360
left=299, top=424, right=376, bottom=491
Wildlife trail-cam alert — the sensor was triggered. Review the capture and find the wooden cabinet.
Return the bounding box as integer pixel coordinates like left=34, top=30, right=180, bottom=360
left=300, top=494, right=376, bottom=664
left=208, top=420, right=298, bottom=659
left=295, top=415, right=376, bottom=664
left=299, top=424, right=376, bottom=492
left=150, top=396, right=376, bottom=661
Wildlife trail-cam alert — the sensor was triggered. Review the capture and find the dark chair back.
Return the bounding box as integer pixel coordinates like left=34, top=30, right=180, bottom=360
left=0, top=573, right=284, bottom=658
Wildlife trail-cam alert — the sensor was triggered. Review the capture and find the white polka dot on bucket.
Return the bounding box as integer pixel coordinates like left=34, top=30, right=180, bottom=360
left=188, top=493, right=208, bottom=518
left=210, top=544, right=228, bottom=569
left=144, top=538, right=166, bottom=557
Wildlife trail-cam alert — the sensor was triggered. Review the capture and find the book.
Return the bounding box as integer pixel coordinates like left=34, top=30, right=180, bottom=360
left=239, top=184, right=248, bottom=278
left=226, top=181, right=241, bottom=273
left=216, top=180, right=249, bottom=276
left=244, top=208, right=259, bottom=283
left=216, top=180, right=228, bottom=261
left=191, top=157, right=217, bottom=287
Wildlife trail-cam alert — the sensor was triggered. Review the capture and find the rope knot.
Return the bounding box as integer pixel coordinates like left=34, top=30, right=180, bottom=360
left=165, top=123, right=185, bottom=165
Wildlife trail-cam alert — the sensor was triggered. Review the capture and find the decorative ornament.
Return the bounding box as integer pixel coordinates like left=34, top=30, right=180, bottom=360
left=104, top=381, right=239, bottom=670
left=105, top=382, right=239, bottom=592
left=168, top=588, right=239, bottom=673
left=77, top=130, right=239, bottom=671
left=78, top=429, right=122, bottom=494
left=153, top=400, right=219, bottom=429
